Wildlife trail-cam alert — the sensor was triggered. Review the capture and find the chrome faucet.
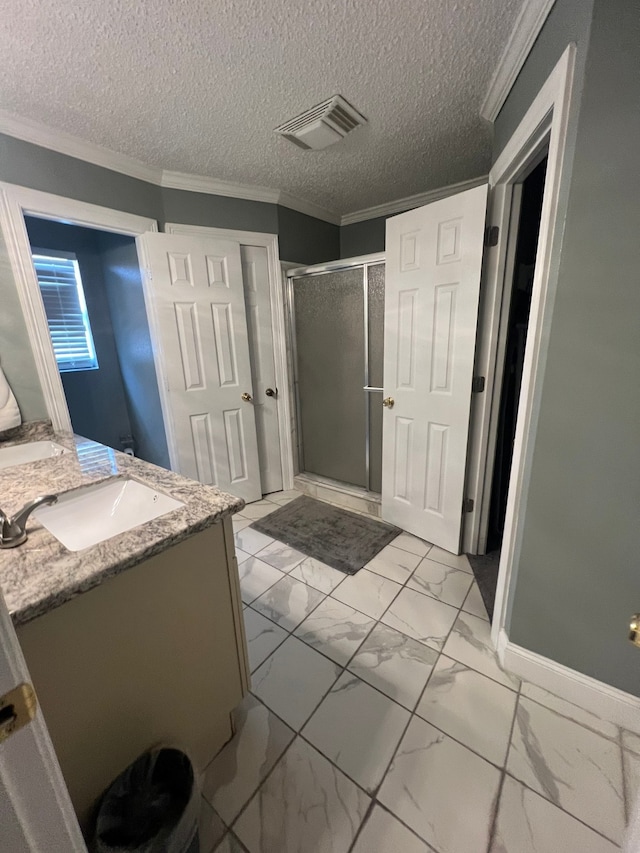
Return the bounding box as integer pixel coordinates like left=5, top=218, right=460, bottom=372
left=0, top=495, right=58, bottom=549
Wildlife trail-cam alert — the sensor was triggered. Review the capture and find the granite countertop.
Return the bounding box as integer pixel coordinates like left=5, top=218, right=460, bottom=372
left=0, top=422, right=244, bottom=626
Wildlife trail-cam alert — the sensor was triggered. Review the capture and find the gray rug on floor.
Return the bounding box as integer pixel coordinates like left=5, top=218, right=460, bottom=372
left=466, top=550, right=500, bottom=620
left=250, top=495, right=401, bottom=575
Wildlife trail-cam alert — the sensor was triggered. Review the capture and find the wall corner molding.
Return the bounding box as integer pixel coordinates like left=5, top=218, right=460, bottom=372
left=480, top=0, right=557, bottom=123
left=499, top=631, right=640, bottom=733
left=0, top=110, right=343, bottom=225
left=160, top=170, right=280, bottom=205
left=340, top=175, right=488, bottom=226
left=0, top=109, right=163, bottom=185
left=1, top=109, right=484, bottom=229
left=277, top=191, right=341, bottom=226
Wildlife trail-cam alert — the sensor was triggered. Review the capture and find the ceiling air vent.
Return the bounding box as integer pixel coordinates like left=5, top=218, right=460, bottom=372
left=275, top=95, right=367, bottom=151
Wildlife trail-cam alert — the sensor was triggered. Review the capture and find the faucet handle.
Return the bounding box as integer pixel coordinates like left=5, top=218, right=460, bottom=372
left=0, top=494, right=58, bottom=549
left=11, top=494, right=58, bottom=530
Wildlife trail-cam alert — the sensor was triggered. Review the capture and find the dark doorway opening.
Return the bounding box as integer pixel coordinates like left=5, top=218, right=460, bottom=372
left=470, top=155, right=548, bottom=617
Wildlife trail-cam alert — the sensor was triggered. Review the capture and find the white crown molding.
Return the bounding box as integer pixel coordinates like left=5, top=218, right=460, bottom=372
left=340, top=175, right=489, bottom=226
left=0, top=109, right=163, bottom=185
left=277, top=190, right=341, bottom=225
left=499, top=632, right=640, bottom=734
left=0, top=109, right=483, bottom=228
left=0, top=110, right=344, bottom=223
left=480, top=0, right=557, bottom=123
left=160, top=169, right=280, bottom=204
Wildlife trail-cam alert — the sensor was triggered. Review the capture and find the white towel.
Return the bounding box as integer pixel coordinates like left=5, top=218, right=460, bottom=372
left=0, top=362, right=21, bottom=432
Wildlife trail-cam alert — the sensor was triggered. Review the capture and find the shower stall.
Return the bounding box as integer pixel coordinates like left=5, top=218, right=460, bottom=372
left=287, top=254, right=385, bottom=497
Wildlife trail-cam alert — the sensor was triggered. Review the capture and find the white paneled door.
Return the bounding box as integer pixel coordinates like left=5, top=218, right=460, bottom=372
left=240, top=245, right=283, bottom=494
left=137, top=233, right=261, bottom=503
left=382, top=185, right=488, bottom=553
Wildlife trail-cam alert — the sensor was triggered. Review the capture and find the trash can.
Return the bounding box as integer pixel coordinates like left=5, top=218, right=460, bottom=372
left=93, top=748, right=199, bottom=853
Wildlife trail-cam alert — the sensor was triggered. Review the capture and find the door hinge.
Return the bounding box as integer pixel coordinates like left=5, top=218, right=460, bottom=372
left=484, top=225, right=499, bottom=247
left=0, top=683, right=37, bottom=745
left=463, top=498, right=474, bottom=513
left=471, top=376, right=485, bottom=393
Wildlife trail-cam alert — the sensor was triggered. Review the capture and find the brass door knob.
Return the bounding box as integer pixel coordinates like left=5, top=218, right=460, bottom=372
left=382, top=397, right=395, bottom=409
left=265, top=387, right=277, bottom=398
left=241, top=392, right=253, bottom=402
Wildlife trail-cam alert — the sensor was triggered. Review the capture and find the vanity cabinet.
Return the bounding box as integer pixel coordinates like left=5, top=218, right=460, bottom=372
left=16, top=515, right=248, bottom=828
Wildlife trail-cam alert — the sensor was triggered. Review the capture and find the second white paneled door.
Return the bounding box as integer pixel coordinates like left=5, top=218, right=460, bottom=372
left=382, top=185, right=488, bottom=552
left=137, top=232, right=262, bottom=502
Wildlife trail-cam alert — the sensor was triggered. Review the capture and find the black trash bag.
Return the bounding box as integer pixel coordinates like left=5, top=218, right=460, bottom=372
left=93, top=748, right=199, bottom=853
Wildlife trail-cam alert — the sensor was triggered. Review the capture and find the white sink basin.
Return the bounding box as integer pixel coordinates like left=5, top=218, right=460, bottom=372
left=34, top=478, right=184, bottom=552
left=0, top=440, right=67, bottom=470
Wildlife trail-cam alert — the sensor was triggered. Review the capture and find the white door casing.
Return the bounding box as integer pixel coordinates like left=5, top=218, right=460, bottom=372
left=382, top=184, right=488, bottom=553
left=0, top=183, right=158, bottom=435
left=137, top=232, right=261, bottom=503
left=240, top=245, right=283, bottom=494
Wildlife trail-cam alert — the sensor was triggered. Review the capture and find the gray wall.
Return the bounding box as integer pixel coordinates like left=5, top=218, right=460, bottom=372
left=99, top=233, right=171, bottom=469
left=0, top=134, right=162, bottom=220
left=340, top=217, right=386, bottom=258
left=500, top=0, right=640, bottom=695
left=277, top=206, right=340, bottom=265
left=161, top=188, right=278, bottom=233
left=0, top=134, right=340, bottom=421
left=24, top=218, right=134, bottom=451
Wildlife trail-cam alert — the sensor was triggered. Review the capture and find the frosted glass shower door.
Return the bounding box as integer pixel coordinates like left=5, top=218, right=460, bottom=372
left=293, top=268, right=367, bottom=488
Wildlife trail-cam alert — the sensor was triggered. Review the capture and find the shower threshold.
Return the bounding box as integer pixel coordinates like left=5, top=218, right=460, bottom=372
left=294, top=472, right=381, bottom=519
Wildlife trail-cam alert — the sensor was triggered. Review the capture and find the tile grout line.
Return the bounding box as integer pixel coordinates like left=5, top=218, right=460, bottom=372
left=518, top=691, right=622, bottom=744
left=203, top=697, right=298, bottom=835
left=620, top=726, right=630, bottom=828
left=344, top=797, right=377, bottom=853
left=347, top=799, right=441, bottom=853
left=500, top=689, right=624, bottom=847
left=500, top=768, right=626, bottom=847
left=485, top=678, right=522, bottom=851
left=248, top=573, right=515, bottom=723
left=236, top=516, right=622, bottom=849
left=249, top=548, right=516, bottom=726
left=235, top=504, right=488, bottom=847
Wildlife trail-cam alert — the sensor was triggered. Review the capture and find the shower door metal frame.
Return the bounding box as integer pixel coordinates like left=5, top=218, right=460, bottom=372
left=286, top=252, right=385, bottom=493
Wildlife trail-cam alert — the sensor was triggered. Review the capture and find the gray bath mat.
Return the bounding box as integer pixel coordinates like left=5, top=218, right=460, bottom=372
left=251, top=495, right=401, bottom=575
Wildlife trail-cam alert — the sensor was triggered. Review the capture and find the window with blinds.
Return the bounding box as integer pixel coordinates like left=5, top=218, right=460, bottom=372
left=32, top=251, right=99, bottom=372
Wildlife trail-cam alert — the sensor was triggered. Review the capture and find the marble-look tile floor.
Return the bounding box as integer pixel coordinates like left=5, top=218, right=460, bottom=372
left=197, top=492, right=632, bottom=853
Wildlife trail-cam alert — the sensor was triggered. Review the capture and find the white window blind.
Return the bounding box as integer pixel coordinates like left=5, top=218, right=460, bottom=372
left=32, top=252, right=99, bottom=372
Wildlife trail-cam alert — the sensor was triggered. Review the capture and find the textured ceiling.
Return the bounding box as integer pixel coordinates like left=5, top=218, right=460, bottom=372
left=0, top=0, right=523, bottom=216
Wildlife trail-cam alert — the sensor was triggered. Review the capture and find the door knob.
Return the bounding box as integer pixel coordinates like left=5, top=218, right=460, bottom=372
left=265, top=388, right=277, bottom=398
left=382, top=397, right=395, bottom=409
left=241, top=392, right=253, bottom=402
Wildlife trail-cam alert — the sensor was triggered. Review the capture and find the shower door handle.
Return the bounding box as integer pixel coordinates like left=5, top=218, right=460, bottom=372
left=265, top=388, right=277, bottom=398
left=382, top=397, right=395, bottom=409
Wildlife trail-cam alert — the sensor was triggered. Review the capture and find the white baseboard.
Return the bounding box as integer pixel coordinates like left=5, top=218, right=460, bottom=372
left=499, top=630, right=640, bottom=733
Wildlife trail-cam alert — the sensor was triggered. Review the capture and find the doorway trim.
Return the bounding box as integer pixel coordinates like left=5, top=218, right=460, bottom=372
left=461, top=44, right=576, bottom=647
left=0, top=183, right=158, bottom=434
left=165, top=223, right=294, bottom=491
